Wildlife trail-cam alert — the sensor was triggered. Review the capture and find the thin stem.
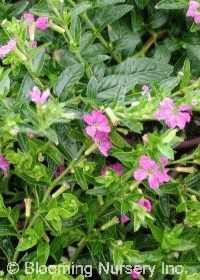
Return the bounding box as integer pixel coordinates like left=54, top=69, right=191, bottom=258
left=133, top=30, right=168, bottom=58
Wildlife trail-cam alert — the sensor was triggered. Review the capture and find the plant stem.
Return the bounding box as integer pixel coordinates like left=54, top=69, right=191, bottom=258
left=133, top=30, right=168, bottom=58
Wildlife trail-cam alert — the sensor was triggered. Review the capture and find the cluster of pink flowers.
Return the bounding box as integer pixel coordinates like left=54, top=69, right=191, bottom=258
left=0, top=38, right=16, bottom=59
left=186, top=1, right=200, bottom=23
left=138, top=198, right=152, bottom=212
left=101, top=162, right=123, bottom=176
left=29, top=86, right=50, bottom=104
left=134, top=155, right=170, bottom=189
left=23, top=13, right=48, bottom=30
left=155, top=97, right=191, bottom=129
left=83, top=109, right=112, bottom=157
left=0, top=156, right=10, bottom=177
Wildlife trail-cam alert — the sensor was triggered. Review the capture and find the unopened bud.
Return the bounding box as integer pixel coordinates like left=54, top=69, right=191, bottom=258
left=24, top=198, right=32, bottom=218
left=101, top=216, right=119, bottom=231
left=52, top=183, right=70, bottom=198
left=85, top=143, right=98, bottom=156
left=48, top=20, right=65, bottom=34
left=105, top=107, right=120, bottom=126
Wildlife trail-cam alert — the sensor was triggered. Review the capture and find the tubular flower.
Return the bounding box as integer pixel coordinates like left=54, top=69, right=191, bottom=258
left=155, top=97, right=191, bottom=129
left=133, top=155, right=170, bottom=189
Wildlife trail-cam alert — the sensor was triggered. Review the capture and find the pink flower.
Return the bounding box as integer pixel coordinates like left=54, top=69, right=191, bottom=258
left=138, top=198, right=152, bottom=212
left=131, top=269, right=140, bottom=279
left=141, top=85, right=149, bottom=93
left=54, top=165, right=65, bottom=178
left=186, top=1, right=200, bottom=23
left=23, top=13, right=49, bottom=30
left=120, top=214, right=130, bottom=224
left=133, top=155, right=170, bottom=189
left=23, top=13, right=34, bottom=25
left=83, top=110, right=111, bottom=139
left=35, top=16, right=49, bottom=30
left=155, top=98, right=191, bottom=129
left=0, top=156, right=10, bottom=177
left=28, top=133, right=34, bottom=139
left=142, top=134, right=148, bottom=142
left=101, top=163, right=123, bottom=176
left=29, top=86, right=50, bottom=104
left=0, top=38, right=17, bottom=59
left=94, top=132, right=112, bottom=157
left=83, top=110, right=112, bottom=157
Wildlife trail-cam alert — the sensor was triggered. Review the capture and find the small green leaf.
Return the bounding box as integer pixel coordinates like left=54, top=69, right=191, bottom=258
left=74, top=166, right=88, bottom=190
left=86, top=76, right=98, bottom=98
left=54, top=63, right=84, bottom=100
left=17, top=229, right=39, bottom=251
left=155, top=0, right=188, bottom=10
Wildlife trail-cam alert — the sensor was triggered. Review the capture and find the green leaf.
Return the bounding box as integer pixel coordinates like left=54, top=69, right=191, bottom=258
left=121, top=118, right=143, bottom=133
left=55, top=124, right=78, bottom=160
left=54, top=64, right=84, bottom=100
left=161, top=129, right=178, bottom=144
left=15, top=73, right=35, bottom=105
left=91, top=5, right=133, bottom=31
left=25, top=164, right=50, bottom=182
left=17, top=229, right=39, bottom=251
left=43, top=142, right=64, bottom=165
left=78, top=31, right=95, bottom=54
left=9, top=1, right=29, bottom=17
left=0, top=237, right=14, bottom=262
left=109, top=130, right=129, bottom=148
left=180, top=58, right=191, bottom=89
left=93, top=0, right=125, bottom=6
left=70, top=16, right=82, bottom=45
left=184, top=210, right=200, bottom=227
left=135, top=0, right=149, bottom=9
left=97, top=57, right=173, bottom=99
left=71, top=3, right=92, bottom=17
left=17, top=133, right=29, bottom=153
left=148, top=223, right=163, bottom=243
left=34, top=219, right=45, bottom=239
left=32, top=49, right=46, bottom=74
left=74, top=166, right=88, bottom=190
left=159, top=77, right=180, bottom=93
left=155, top=0, right=188, bottom=10
left=0, top=225, right=18, bottom=236
left=157, top=143, right=174, bottom=159
left=37, top=241, right=50, bottom=264
left=86, top=76, right=98, bottom=98
left=10, top=205, right=20, bottom=224
left=86, top=186, right=107, bottom=196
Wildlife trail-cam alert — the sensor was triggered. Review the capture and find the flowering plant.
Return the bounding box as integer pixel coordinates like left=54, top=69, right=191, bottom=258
left=0, top=0, right=200, bottom=279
